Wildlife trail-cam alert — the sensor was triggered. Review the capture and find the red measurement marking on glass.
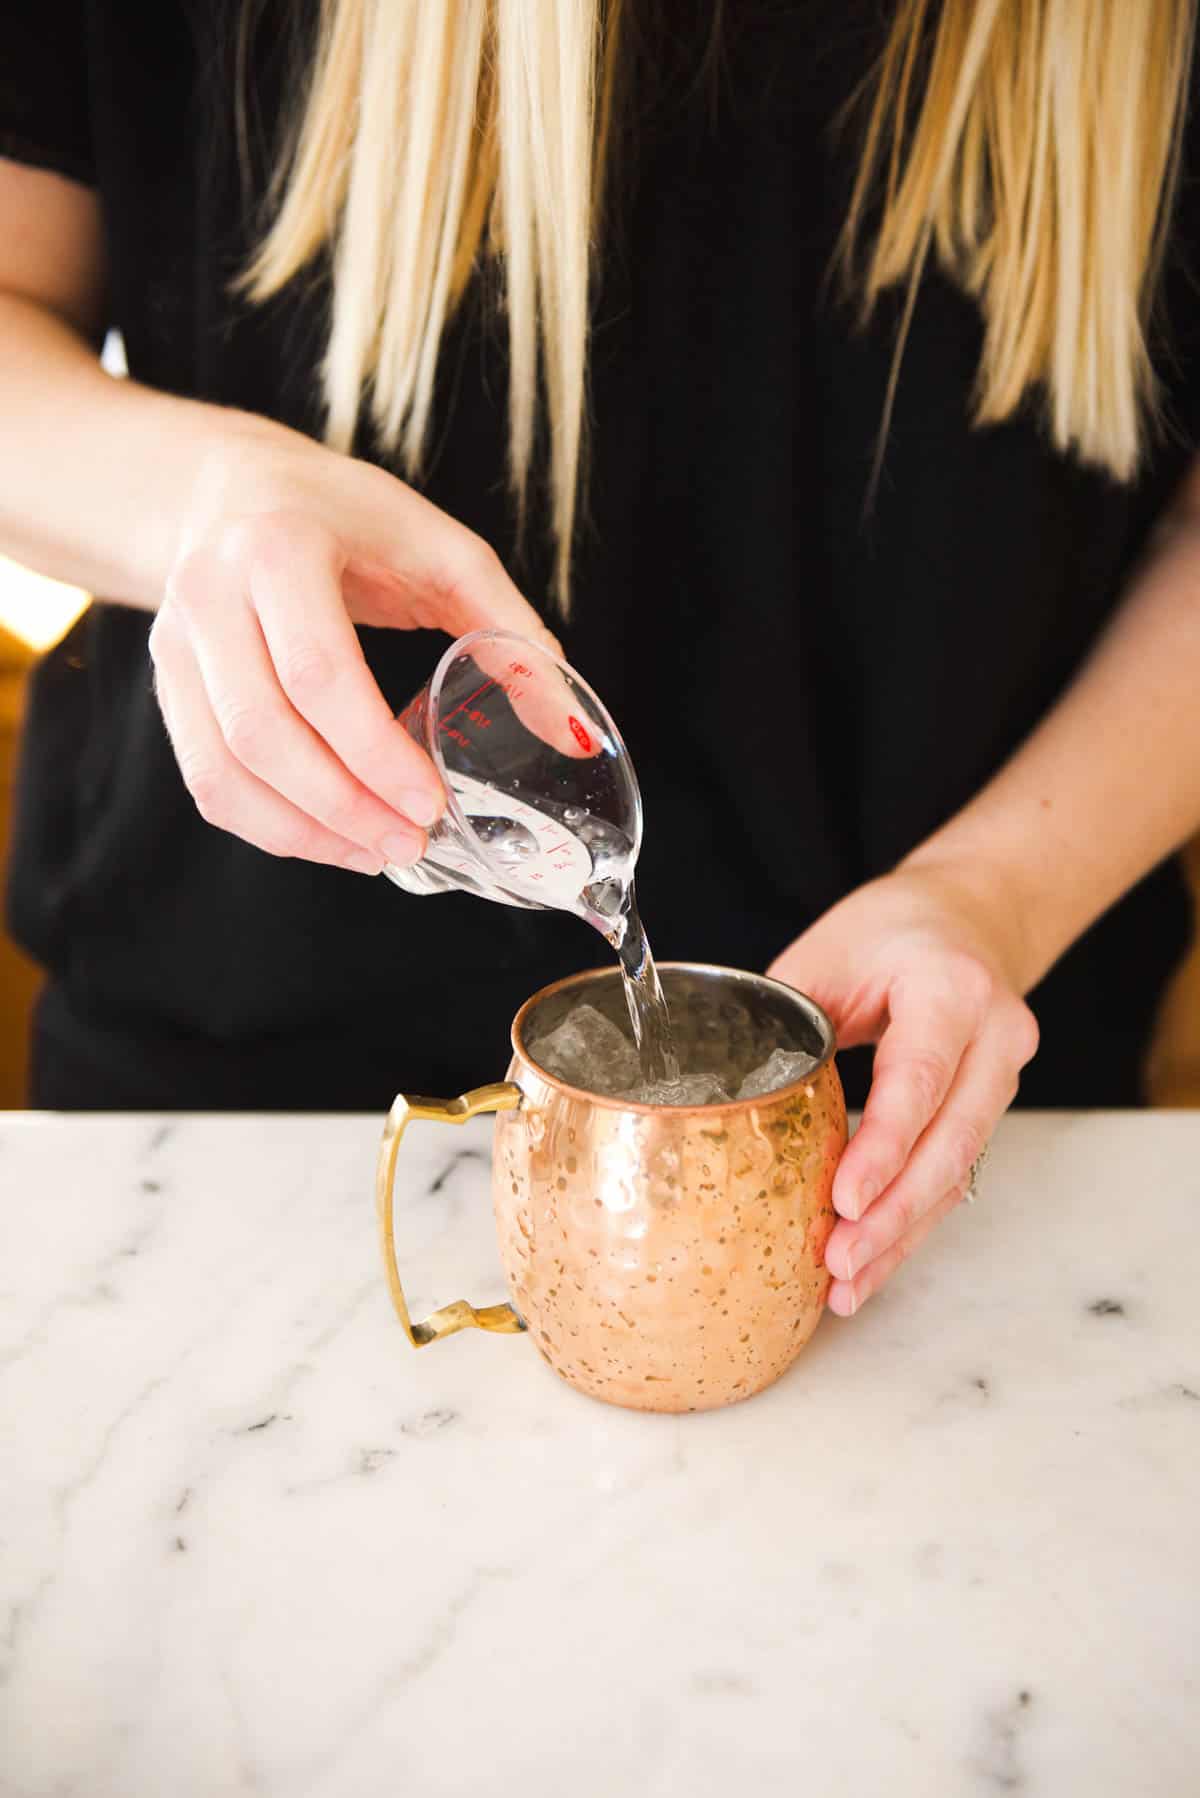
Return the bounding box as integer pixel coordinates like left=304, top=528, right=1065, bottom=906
left=568, top=716, right=592, bottom=752
left=439, top=678, right=496, bottom=734
left=543, top=841, right=570, bottom=855
left=509, top=660, right=533, bottom=677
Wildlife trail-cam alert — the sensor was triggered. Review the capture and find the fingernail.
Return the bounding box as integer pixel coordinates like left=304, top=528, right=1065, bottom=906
left=399, top=787, right=444, bottom=829
left=380, top=830, right=422, bottom=868
left=836, top=1178, right=876, bottom=1222
left=854, top=1178, right=880, bottom=1220
left=846, top=1241, right=870, bottom=1282
left=344, top=849, right=384, bottom=876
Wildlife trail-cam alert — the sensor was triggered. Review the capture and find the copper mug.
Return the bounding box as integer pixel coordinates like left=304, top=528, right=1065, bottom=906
left=376, top=963, right=847, bottom=1413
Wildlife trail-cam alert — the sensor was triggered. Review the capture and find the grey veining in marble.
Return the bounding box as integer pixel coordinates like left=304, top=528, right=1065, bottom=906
left=1, top=1110, right=1198, bottom=1796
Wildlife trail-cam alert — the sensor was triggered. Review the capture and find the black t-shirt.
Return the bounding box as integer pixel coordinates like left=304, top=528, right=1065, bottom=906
left=3, top=1, right=1196, bottom=1109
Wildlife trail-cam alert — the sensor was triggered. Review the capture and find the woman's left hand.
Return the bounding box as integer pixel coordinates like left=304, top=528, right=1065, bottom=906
left=767, top=860, right=1040, bottom=1317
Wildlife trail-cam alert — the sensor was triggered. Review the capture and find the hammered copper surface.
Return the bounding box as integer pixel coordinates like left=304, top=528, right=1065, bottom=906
left=492, top=966, right=847, bottom=1413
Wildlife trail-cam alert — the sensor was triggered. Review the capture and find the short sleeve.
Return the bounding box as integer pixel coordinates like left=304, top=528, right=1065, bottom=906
left=0, top=1, right=94, bottom=187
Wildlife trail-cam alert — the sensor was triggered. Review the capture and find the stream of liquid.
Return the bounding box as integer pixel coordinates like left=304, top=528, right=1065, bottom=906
left=485, top=804, right=681, bottom=1085
left=426, top=794, right=680, bottom=1084
left=587, top=881, right=680, bottom=1087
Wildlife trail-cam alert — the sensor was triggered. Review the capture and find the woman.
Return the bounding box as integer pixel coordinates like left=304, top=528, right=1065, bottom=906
left=2, top=2, right=1198, bottom=1319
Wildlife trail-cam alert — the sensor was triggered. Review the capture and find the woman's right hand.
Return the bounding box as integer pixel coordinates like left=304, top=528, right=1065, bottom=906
left=148, top=416, right=559, bottom=874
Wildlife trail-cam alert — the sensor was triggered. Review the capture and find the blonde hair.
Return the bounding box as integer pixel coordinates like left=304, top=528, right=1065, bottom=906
left=245, top=0, right=622, bottom=610
left=247, top=0, right=1195, bottom=608
left=843, top=0, right=1196, bottom=484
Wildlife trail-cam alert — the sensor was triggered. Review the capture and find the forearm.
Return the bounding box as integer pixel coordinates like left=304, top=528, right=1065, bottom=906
left=0, top=292, right=284, bottom=610
left=903, top=499, right=1200, bottom=992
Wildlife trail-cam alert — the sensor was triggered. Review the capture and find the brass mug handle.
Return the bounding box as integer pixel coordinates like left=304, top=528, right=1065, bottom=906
left=376, top=1082, right=527, bottom=1347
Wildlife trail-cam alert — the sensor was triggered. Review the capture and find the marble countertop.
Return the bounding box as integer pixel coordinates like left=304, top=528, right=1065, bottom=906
left=1, top=1109, right=1197, bottom=1796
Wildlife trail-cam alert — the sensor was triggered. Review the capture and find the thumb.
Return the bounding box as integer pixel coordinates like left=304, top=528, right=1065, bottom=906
left=344, top=473, right=564, bottom=656
left=341, top=471, right=612, bottom=758
left=768, top=928, right=877, bottom=1051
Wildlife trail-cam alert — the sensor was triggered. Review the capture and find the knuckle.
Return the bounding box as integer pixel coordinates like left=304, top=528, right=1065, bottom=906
left=163, top=549, right=212, bottom=618
left=147, top=615, right=171, bottom=667
left=952, top=954, right=995, bottom=1016
left=217, top=699, right=272, bottom=766
left=905, top=1049, right=951, bottom=1118
left=1009, top=1001, right=1040, bottom=1067
left=440, top=532, right=502, bottom=608
left=214, top=514, right=263, bottom=570
left=462, top=531, right=502, bottom=579
left=220, top=511, right=286, bottom=570
left=224, top=511, right=335, bottom=582
left=276, top=637, right=337, bottom=707
left=321, top=789, right=374, bottom=844
left=889, top=1185, right=920, bottom=1236
left=177, top=754, right=227, bottom=824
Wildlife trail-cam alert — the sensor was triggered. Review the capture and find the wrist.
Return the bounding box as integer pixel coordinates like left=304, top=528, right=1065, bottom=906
left=894, top=839, right=1048, bottom=995
left=155, top=405, right=308, bottom=589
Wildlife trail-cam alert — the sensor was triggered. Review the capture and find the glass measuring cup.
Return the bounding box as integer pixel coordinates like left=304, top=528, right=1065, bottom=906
left=383, top=630, right=642, bottom=938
